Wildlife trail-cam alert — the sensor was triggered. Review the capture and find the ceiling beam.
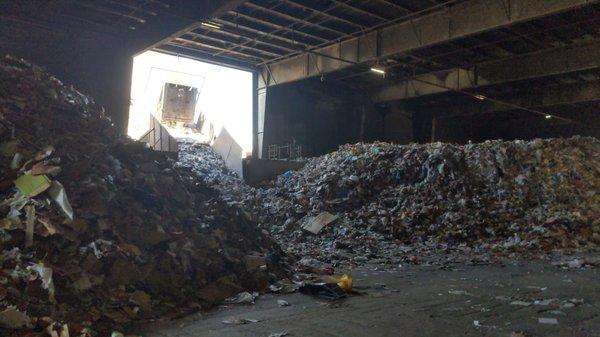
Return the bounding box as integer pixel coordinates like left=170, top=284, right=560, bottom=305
left=328, top=0, right=390, bottom=22
left=492, top=80, right=600, bottom=112
left=133, top=1, right=245, bottom=56
left=372, top=41, right=600, bottom=102
left=258, top=0, right=595, bottom=87
left=242, top=2, right=347, bottom=37
left=427, top=79, right=600, bottom=117
left=171, top=38, right=265, bottom=62
left=373, top=0, right=412, bottom=13
left=213, top=18, right=311, bottom=49
left=154, top=44, right=256, bottom=71
left=224, top=10, right=329, bottom=44
left=193, top=26, right=297, bottom=53
left=281, top=0, right=365, bottom=30
left=183, top=31, right=284, bottom=57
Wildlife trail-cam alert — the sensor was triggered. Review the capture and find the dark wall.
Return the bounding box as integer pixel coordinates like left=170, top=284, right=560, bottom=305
left=263, top=79, right=383, bottom=157
left=0, top=20, right=133, bottom=132
left=263, top=78, right=598, bottom=155
left=431, top=110, right=600, bottom=143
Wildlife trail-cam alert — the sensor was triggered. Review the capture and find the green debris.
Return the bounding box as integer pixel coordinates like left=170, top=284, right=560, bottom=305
left=14, top=174, right=51, bottom=197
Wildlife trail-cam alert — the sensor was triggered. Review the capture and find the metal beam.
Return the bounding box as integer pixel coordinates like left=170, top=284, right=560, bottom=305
left=183, top=31, right=284, bottom=58
left=328, top=0, right=389, bottom=22
left=252, top=71, right=259, bottom=158
left=213, top=18, right=311, bottom=49
left=492, top=80, right=600, bottom=112
left=194, top=26, right=297, bottom=53
left=153, top=45, right=256, bottom=72
left=258, top=0, right=595, bottom=87
left=256, top=73, right=268, bottom=158
left=373, top=41, right=600, bottom=102
left=374, top=0, right=412, bottom=13
left=76, top=2, right=147, bottom=23
left=242, top=2, right=347, bottom=37
left=433, top=79, right=600, bottom=116
left=282, top=0, right=365, bottom=30
left=224, top=10, right=329, bottom=43
left=133, top=1, right=246, bottom=57
left=170, top=39, right=264, bottom=62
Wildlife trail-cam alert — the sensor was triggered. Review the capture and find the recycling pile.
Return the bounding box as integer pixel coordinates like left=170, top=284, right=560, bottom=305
left=0, top=56, right=283, bottom=336
left=176, top=140, right=252, bottom=206
left=250, top=139, right=600, bottom=264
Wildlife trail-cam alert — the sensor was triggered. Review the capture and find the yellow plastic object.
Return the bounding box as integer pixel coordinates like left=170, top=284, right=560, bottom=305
left=328, top=274, right=353, bottom=292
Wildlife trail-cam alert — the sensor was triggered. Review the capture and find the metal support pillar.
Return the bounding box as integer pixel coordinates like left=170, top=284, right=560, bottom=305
left=254, top=72, right=268, bottom=158
left=252, top=72, right=258, bottom=158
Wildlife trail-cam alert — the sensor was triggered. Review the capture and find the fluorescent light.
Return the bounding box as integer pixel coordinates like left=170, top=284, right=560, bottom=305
left=370, top=67, right=385, bottom=74
left=201, top=22, right=221, bottom=29
left=474, top=94, right=486, bottom=101
left=545, top=114, right=552, bottom=119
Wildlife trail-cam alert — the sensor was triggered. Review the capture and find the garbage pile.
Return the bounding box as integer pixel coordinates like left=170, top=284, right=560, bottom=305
left=0, top=56, right=283, bottom=336
left=176, top=140, right=252, bottom=206
left=250, top=139, right=600, bottom=264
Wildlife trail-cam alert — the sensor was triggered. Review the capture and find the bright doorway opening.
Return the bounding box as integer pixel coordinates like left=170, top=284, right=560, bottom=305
left=127, top=51, right=253, bottom=157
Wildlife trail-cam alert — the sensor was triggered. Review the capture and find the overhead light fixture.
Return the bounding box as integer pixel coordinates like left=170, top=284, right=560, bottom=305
left=545, top=114, right=552, bottom=119
left=473, top=94, right=486, bottom=101
left=370, top=67, right=385, bottom=75
left=201, top=21, right=221, bottom=29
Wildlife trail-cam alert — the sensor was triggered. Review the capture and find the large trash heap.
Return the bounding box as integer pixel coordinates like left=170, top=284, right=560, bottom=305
left=0, top=56, right=282, bottom=335
left=248, top=139, right=600, bottom=262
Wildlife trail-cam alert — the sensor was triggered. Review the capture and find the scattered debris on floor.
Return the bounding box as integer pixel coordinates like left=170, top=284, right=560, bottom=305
left=267, top=332, right=289, bottom=337
left=0, top=56, right=285, bottom=336
left=221, top=317, right=260, bottom=325
left=538, top=317, right=559, bottom=325
left=225, top=291, right=259, bottom=305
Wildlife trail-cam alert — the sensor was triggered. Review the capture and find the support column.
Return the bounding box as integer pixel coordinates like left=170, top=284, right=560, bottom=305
left=254, top=72, right=268, bottom=158
left=252, top=72, right=259, bottom=158
left=384, top=102, right=414, bottom=144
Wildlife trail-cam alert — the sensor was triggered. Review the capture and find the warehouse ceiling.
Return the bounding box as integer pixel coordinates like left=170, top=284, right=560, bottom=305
left=1, top=0, right=598, bottom=126
left=154, top=0, right=468, bottom=68
left=1, top=0, right=172, bottom=35
left=150, top=1, right=599, bottom=76
left=143, top=0, right=600, bottom=128
left=0, top=0, right=242, bottom=52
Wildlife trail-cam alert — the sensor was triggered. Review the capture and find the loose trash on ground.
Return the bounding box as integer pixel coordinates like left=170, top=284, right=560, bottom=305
left=221, top=318, right=260, bottom=325
left=299, top=283, right=347, bottom=300
left=327, top=274, right=353, bottom=292
left=225, top=291, right=259, bottom=305
left=267, top=332, right=289, bottom=337
left=538, top=317, right=559, bottom=325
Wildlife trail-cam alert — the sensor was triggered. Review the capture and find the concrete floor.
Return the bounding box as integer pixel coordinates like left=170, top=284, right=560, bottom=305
left=143, top=257, right=600, bottom=337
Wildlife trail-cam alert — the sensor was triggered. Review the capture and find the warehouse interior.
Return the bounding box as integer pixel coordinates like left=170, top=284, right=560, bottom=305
left=0, top=1, right=599, bottom=336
